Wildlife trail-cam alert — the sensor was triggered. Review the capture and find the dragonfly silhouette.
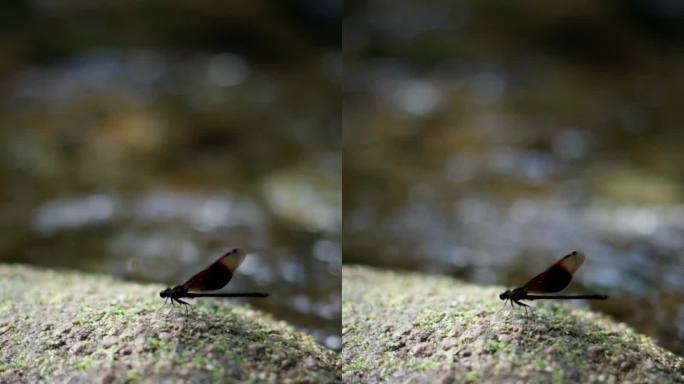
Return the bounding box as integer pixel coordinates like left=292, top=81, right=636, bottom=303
left=160, top=249, right=268, bottom=308
left=499, top=251, right=607, bottom=310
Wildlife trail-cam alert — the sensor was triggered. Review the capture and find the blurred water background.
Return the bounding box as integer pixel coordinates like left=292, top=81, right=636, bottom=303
left=0, top=1, right=341, bottom=350
left=344, top=1, right=684, bottom=355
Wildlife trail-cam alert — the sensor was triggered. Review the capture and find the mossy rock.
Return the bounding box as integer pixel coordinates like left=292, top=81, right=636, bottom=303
left=342, top=266, right=684, bottom=384
left=0, top=264, right=340, bottom=383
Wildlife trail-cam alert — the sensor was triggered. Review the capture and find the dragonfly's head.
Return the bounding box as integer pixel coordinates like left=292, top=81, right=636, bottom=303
left=160, top=288, right=172, bottom=298
left=499, top=290, right=511, bottom=300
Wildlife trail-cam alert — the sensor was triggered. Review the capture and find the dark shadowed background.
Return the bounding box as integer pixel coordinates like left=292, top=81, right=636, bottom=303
left=0, top=1, right=341, bottom=350
left=344, top=0, right=684, bottom=355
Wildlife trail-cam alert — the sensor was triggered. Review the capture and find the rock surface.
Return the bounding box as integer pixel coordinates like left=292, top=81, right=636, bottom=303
left=342, top=266, right=684, bottom=383
left=0, top=264, right=340, bottom=383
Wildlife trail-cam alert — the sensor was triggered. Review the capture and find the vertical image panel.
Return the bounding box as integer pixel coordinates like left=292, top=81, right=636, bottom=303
left=0, top=1, right=342, bottom=383
left=342, top=0, right=684, bottom=382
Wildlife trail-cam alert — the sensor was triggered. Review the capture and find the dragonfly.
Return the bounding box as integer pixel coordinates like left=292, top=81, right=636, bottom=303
left=499, top=251, right=607, bottom=311
left=160, top=248, right=268, bottom=309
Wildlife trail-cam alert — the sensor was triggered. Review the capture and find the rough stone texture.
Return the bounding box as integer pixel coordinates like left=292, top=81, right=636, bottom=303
left=0, top=264, right=340, bottom=383
left=342, top=266, right=684, bottom=384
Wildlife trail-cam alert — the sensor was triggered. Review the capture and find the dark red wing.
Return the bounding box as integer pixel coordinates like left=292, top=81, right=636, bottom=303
left=523, top=251, right=585, bottom=293
left=182, top=249, right=246, bottom=292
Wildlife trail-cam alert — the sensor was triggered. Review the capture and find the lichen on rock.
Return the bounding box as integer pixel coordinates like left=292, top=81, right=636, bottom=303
left=0, top=264, right=340, bottom=383
left=342, top=266, right=684, bottom=383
